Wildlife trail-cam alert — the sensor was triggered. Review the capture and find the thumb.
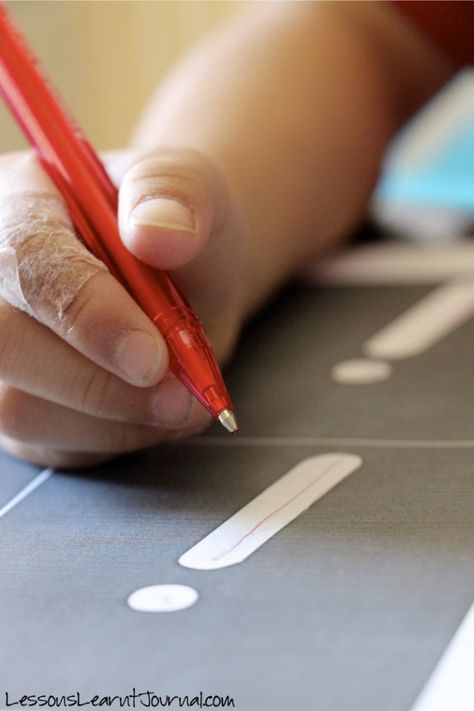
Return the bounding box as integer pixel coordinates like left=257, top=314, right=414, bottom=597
left=117, top=148, right=230, bottom=271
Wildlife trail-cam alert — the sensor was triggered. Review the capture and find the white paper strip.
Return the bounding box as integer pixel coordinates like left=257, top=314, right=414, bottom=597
left=365, top=280, right=474, bottom=360
left=410, top=603, right=474, bottom=711
left=179, top=453, right=361, bottom=570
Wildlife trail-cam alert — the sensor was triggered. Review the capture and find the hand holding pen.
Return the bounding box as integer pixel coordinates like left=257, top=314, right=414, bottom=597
left=0, top=6, right=246, bottom=468
left=0, top=1, right=418, bottom=467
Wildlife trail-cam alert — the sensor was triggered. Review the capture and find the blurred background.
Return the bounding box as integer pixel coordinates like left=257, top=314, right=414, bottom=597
left=0, top=0, right=238, bottom=151
left=1, top=0, right=474, bottom=240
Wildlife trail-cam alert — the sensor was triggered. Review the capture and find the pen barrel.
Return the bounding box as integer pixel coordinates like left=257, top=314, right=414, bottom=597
left=0, top=4, right=234, bottom=418
left=44, top=160, right=233, bottom=416
left=164, top=321, right=232, bottom=415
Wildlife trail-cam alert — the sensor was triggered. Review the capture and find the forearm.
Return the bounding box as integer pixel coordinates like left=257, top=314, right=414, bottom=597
left=132, top=1, right=454, bottom=315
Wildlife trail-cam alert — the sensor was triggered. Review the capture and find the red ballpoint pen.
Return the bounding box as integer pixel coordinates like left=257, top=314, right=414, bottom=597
left=0, top=4, right=237, bottom=433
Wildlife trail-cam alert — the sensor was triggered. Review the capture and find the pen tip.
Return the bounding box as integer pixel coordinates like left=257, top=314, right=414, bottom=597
left=218, top=409, right=239, bottom=434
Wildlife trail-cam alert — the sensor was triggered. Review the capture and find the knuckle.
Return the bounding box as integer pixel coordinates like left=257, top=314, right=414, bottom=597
left=70, top=362, right=153, bottom=425
left=57, top=271, right=104, bottom=339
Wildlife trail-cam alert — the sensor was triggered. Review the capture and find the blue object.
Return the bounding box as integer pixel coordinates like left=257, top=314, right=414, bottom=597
left=377, top=115, right=474, bottom=212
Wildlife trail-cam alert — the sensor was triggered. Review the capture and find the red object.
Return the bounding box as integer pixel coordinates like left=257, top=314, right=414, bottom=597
left=0, top=4, right=234, bottom=420
left=392, top=1, right=474, bottom=66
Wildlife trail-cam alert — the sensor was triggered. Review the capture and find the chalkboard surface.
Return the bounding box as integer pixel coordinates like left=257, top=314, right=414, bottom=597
left=1, top=274, right=473, bottom=711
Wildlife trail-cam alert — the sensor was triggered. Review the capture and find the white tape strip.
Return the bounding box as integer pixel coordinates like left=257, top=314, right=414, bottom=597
left=127, top=584, right=199, bottom=613
left=365, top=280, right=474, bottom=360
left=179, top=453, right=361, bottom=570
left=0, top=468, right=52, bottom=519
left=310, top=243, right=474, bottom=286
left=410, top=603, right=474, bottom=711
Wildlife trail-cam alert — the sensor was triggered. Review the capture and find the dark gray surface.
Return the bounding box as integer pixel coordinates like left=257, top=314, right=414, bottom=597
left=218, top=285, right=474, bottom=441
left=1, top=284, right=473, bottom=711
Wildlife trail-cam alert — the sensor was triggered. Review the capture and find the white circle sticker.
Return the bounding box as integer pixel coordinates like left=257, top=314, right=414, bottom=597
left=331, top=358, right=392, bottom=384
left=127, top=584, right=198, bottom=613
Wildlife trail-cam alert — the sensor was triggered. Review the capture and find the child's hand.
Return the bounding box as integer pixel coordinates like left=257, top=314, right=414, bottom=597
left=0, top=1, right=453, bottom=469
left=0, top=148, right=246, bottom=468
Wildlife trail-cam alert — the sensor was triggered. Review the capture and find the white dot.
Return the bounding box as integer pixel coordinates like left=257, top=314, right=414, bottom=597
left=127, top=584, right=198, bottom=613
left=331, top=358, right=392, bottom=384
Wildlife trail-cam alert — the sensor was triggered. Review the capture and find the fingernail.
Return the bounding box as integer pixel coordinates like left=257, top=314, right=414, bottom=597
left=130, top=198, right=195, bottom=233
left=116, top=330, right=162, bottom=382
left=152, top=377, right=194, bottom=428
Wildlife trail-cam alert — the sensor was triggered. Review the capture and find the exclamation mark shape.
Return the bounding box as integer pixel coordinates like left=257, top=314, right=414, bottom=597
left=366, top=279, right=474, bottom=360
left=333, top=279, right=474, bottom=383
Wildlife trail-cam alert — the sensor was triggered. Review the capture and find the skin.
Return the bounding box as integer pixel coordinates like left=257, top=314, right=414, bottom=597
left=0, top=2, right=456, bottom=468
